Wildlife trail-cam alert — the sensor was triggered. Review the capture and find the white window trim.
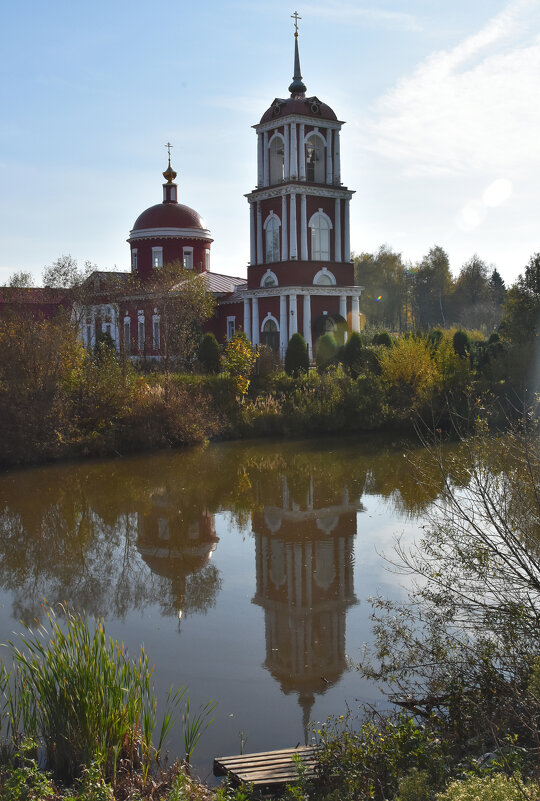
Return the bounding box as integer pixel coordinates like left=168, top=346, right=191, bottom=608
left=138, top=311, right=145, bottom=351
left=263, top=210, right=281, bottom=230
left=183, top=246, right=194, bottom=270
left=308, top=209, right=333, bottom=229
left=123, top=316, right=131, bottom=354
left=261, top=312, right=280, bottom=332
left=152, top=314, right=161, bottom=350
left=260, top=269, right=279, bottom=288
left=303, top=130, right=327, bottom=147
left=227, top=316, right=236, bottom=339
left=131, top=248, right=138, bottom=272
left=204, top=248, right=210, bottom=270
left=152, top=247, right=163, bottom=268
left=313, top=267, right=337, bottom=286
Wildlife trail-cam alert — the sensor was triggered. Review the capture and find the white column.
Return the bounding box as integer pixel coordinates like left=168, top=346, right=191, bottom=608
left=303, top=293, right=312, bottom=357
left=281, top=195, right=288, bottom=261
left=344, top=199, right=351, bottom=261
left=252, top=297, right=260, bottom=345
left=326, top=128, right=333, bottom=184
left=244, top=298, right=251, bottom=341
left=284, top=125, right=290, bottom=180
left=299, top=123, right=306, bottom=180
left=351, top=295, right=360, bottom=332
left=290, top=122, right=298, bottom=179
left=250, top=203, right=256, bottom=265
left=290, top=192, right=297, bottom=259
left=280, top=294, right=288, bottom=356
left=289, top=293, right=297, bottom=336
left=257, top=134, right=264, bottom=187
left=333, top=130, right=341, bottom=184
left=257, top=201, right=263, bottom=264
left=334, top=198, right=341, bottom=262
left=263, top=132, right=269, bottom=187
left=300, top=193, right=308, bottom=260
left=339, top=295, right=347, bottom=322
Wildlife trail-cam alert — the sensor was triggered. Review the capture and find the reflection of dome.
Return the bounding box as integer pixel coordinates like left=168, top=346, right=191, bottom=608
left=131, top=203, right=207, bottom=233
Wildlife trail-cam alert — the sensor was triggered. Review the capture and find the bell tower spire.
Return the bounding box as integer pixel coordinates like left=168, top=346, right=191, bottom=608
left=288, top=11, right=306, bottom=97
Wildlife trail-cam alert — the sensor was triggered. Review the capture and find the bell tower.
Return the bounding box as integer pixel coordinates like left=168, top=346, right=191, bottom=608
left=243, top=15, right=361, bottom=356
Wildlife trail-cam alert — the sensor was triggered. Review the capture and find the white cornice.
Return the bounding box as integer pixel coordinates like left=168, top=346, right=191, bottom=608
left=227, top=284, right=364, bottom=300
left=128, top=227, right=213, bottom=242
left=253, top=115, right=344, bottom=134
left=245, top=184, right=354, bottom=202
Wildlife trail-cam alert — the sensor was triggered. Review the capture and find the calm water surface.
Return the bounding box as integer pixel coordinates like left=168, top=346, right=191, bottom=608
left=0, top=435, right=447, bottom=782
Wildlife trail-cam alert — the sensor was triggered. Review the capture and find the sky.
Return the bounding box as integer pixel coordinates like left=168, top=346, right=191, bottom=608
left=1, top=0, right=539, bottom=287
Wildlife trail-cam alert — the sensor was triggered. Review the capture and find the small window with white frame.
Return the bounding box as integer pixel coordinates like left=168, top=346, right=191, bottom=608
left=153, top=316, right=161, bottom=350
left=138, top=314, right=145, bottom=351
left=205, top=249, right=210, bottom=270
left=183, top=247, right=194, bottom=270
left=124, top=318, right=131, bottom=356
left=227, top=316, right=236, bottom=340
left=152, top=247, right=163, bottom=269
left=131, top=249, right=138, bottom=272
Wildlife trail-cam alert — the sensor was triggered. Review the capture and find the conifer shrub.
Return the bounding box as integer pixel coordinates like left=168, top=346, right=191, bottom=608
left=488, top=331, right=501, bottom=344
left=316, top=332, right=338, bottom=371
left=284, top=333, right=309, bottom=377
left=453, top=329, right=471, bottom=358
left=198, top=332, right=220, bottom=373
left=428, top=328, right=444, bottom=349
left=342, top=331, right=364, bottom=377
left=372, top=331, right=393, bottom=348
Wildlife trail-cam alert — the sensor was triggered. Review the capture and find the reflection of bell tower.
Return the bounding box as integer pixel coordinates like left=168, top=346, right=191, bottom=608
left=252, top=473, right=359, bottom=742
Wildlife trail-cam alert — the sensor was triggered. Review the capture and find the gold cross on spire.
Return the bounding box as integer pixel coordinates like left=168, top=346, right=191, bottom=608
left=165, top=141, right=173, bottom=164
left=291, top=10, right=301, bottom=36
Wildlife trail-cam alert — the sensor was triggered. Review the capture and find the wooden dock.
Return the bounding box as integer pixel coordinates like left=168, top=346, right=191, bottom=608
left=213, top=745, right=319, bottom=788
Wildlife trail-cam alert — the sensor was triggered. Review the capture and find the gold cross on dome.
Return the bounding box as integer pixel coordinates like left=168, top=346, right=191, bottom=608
left=291, top=10, right=301, bottom=36
left=165, top=142, right=173, bottom=162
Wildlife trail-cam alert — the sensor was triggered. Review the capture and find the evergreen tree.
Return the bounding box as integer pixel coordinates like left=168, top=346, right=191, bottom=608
left=198, top=332, right=220, bottom=373
left=284, top=333, right=309, bottom=377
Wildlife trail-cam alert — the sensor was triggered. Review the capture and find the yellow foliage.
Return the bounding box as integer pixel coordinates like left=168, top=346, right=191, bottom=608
left=379, top=336, right=438, bottom=402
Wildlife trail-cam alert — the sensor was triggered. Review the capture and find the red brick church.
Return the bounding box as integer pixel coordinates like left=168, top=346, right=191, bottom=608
left=2, top=21, right=363, bottom=359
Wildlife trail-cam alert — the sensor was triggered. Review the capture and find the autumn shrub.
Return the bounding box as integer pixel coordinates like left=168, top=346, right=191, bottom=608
left=372, top=331, right=393, bottom=348
left=435, top=773, right=538, bottom=801
left=284, top=333, right=309, bottom=377
left=379, top=336, right=438, bottom=416
left=221, top=332, right=258, bottom=395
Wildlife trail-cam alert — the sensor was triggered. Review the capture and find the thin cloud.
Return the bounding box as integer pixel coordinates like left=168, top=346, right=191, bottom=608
left=363, top=0, right=540, bottom=176
left=302, top=2, right=421, bottom=32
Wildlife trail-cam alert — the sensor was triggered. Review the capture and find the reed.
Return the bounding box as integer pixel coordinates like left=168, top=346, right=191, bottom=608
left=0, top=604, right=203, bottom=784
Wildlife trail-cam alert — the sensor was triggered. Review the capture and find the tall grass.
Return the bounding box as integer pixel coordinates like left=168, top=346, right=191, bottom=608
left=0, top=605, right=213, bottom=784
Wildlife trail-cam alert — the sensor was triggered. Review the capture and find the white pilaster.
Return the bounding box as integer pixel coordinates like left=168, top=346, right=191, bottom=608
left=326, top=128, right=333, bottom=184
left=244, top=298, right=252, bottom=341
left=250, top=203, right=256, bottom=265
left=339, top=295, right=347, bottom=322
left=280, top=294, right=288, bottom=356
left=333, top=130, right=341, bottom=184
left=303, top=293, right=312, bottom=357
left=300, top=193, right=308, bottom=260
left=299, top=123, right=306, bottom=180
left=290, top=122, right=298, bottom=179
left=284, top=125, right=290, bottom=180
left=334, top=198, right=341, bottom=262
left=290, top=192, right=298, bottom=259
left=281, top=195, right=288, bottom=260
left=351, top=295, right=360, bottom=332
left=344, top=199, right=351, bottom=261
left=263, top=131, right=269, bottom=187
left=252, top=297, right=260, bottom=345
left=257, top=134, right=264, bottom=187
left=257, top=201, right=263, bottom=264
left=289, top=293, right=298, bottom=336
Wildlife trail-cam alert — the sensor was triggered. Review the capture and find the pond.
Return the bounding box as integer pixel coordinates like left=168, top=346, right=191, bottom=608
left=0, top=434, right=447, bottom=782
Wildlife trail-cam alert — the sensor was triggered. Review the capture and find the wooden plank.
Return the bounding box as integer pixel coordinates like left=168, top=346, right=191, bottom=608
left=214, top=745, right=319, bottom=787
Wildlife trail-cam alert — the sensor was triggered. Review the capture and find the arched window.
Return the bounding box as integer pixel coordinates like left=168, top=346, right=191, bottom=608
left=314, top=268, right=336, bottom=286
left=265, top=214, right=280, bottom=263
left=261, top=317, right=279, bottom=352
left=261, top=269, right=278, bottom=288
left=309, top=211, right=332, bottom=261
left=305, top=134, right=325, bottom=182
left=269, top=136, right=285, bottom=184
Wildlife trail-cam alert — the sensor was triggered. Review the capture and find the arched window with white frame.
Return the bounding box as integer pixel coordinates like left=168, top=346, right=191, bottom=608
left=260, top=269, right=278, bottom=288
left=269, top=135, right=285, bottom=184
left=261, top=314, right=279, bottom=352
left=305, top=134, right=325, bottom=183
left=264, top=212, right=281, bottom=263
left=309, top=210, right=332, bottom=261
left=313, top=268, right=336, bottom=286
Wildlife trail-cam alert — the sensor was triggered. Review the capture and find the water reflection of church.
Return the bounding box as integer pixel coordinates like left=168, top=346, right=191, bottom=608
left=252, top=474, right=360, bottom=740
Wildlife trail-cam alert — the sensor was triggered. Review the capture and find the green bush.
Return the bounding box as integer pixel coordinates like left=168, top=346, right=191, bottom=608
left=372, top=331, right=393, bottom=348
left=435, top=773, right=537, bottom=801
left=198, top=332, right=220, bottom=373
left=342, top=332, right=363, bottom=377
left=285, top=333, right=309, bottom=377
left=428, top=328, right=444, bottom=349
left=316, top=333, right=338, bottom=371
left=452, top=330, right=471, bottom=358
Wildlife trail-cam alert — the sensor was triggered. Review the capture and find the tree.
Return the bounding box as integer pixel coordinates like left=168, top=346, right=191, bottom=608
left=316, top=332, right=338, bottom=371
left=354, top=245, right=407, bottom=331
left=412, top=246, right=453, bottom=329
left=221, top=331, right=258, bottom=395
left=7, top=271, right=34, bottom=288
left=42, top=254, right=94, bottom=288
left=501, top=253, right=540, bottom=344
left=198, top=332, right=220, bottom=373
left=451, top=255, right=496, bottom=329
left=147, top=260, right=216, bottom=371
left=284, top=332, right=309, bottom=377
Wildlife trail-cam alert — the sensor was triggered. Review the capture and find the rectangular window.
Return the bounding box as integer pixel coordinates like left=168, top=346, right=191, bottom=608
left=124, top=319, right=131, bottom=356
left=205, top=249, right=210, bottom=270
left=153, top=318, right=160, bottom=350
left=152, top=247, right=163, bottom=269
left=138, top=318, right=145, bottom=351
left=85, top=323, right=92, bottom=349
left=227, top=317, right=236, bottom=340
left=131, top=249, right=138, bottom=272
left=183, top=247, right=193, bottom=270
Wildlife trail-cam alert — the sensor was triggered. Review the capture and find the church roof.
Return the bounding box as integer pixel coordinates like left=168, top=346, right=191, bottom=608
left=259, top=95, right=337, bottom=124
left=132, top=203, right=207, bottom=232
left=204, top=271, right=247, bottom=294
